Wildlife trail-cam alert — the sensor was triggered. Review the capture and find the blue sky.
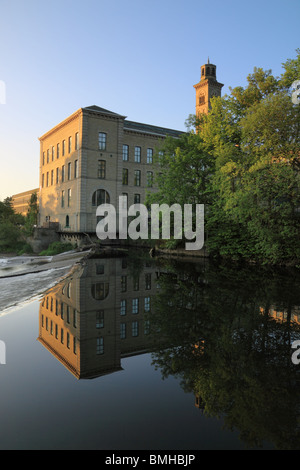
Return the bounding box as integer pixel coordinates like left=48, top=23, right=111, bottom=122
left=0, top=0, right=299, bottom=200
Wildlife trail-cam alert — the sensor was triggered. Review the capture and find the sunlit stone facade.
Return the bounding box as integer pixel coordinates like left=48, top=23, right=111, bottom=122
left=194, top=59, right=223, bottom=116
left=38, top=257, right=158, bottom=379
left=38, top=106, right=183, bottom=233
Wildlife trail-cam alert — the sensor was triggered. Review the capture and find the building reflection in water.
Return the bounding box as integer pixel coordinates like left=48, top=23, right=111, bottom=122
left=38, top=255, right=300, bottom=449
left=38, top=255, right=159, bottom=379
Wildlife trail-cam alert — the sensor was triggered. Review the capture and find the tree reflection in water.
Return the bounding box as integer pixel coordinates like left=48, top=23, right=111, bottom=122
left=147, top=258, right=300, bottom=450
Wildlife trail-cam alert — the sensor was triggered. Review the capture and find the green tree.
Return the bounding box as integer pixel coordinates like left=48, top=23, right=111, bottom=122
left=24, top=191, right=39, bottom=235
left=147, top=51, right=300, bottom=264
left=0, top=196, right=26, bottom=252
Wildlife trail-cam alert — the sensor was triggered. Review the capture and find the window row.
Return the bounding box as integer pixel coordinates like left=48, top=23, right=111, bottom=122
left=41, top=315, right=77, bottom=354
left=42, top=160, right=78, bottom=187
left=121, top=274, right=152, bottom=293
left=122, top=145, right=153, bottom=164
left=42, top=298, right=77, bottom=327
left=120, top=296, right=151, bottom=316
left=120, top=320, right=150, bottom=339
left=42, top=133, right=79, bottom=165
left=122, top=169, right=154, bottom=187
left=98, top=133, right=155, bottom=167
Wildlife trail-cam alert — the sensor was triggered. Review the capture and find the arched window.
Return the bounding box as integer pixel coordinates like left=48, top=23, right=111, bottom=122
left=91, top=282, right=109, bottom=300
left=92, top=189, right=110, bottom=206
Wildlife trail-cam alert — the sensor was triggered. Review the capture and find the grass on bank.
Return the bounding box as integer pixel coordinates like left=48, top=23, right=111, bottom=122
left=39, top=241, right=74, bottom=256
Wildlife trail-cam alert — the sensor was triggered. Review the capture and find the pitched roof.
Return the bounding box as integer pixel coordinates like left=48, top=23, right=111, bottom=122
left=83, top=105, right=126, bottom=118
left=124, top=120, right=184, bottom=138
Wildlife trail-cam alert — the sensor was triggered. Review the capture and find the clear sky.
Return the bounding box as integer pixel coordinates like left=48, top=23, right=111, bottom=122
left=0, top=0, right=299, bottom=200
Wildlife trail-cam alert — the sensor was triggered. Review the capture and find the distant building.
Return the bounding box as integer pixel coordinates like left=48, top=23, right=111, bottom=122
left=11, top=188, right=39, bottom=217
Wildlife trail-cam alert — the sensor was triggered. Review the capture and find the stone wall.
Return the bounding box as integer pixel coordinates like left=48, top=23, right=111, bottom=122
left=27, top=227, right=60, bottom=254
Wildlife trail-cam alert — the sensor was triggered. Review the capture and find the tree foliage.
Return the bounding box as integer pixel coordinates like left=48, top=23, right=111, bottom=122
left=148, top=50, right=300, bottom=265
left=0, top=192, right=38, bottom=253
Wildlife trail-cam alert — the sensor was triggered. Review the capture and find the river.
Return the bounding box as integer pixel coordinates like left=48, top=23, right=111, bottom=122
left=0, top=249, right=299, bottom=450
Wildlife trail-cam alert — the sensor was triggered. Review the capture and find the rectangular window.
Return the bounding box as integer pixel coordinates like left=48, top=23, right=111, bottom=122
left=56, top=167, right=59, bottom=184
left=62, top=140, right=66, bottom=156
left=147, top=148, right=153, bottom=164
left=42, top=174, right=44, bottom=188
left=52, top=146, right=55, bottom=161
left=122, top=168, right=128, bottom=185
left=66, top=305, right=70, bottom=324
left=96, top=310, right=104, bottom=329
left=134, top=194, right=141, bottom=204
left=132, top=298, right=139, bottom=314
left=75, top=132, right=79, bottom=150
left=120, top=299, right=126, bottom=316
left=61, top=328, right=64, bottom=344
left=62, top=165, right=65, bottom=182
left=144, top=320, right=150, bottom=335
left=73, top=337, right=77, bottom=355
left=132, top=321, right=139, bottom=337
left=133, top=276, right=139, bottom=291
left=73, top=309, right=77, bottom=328
left=61, top=190, right=65, bottom=208
left=68, top=136, right=72, bottom=153
left=145, top=273, right=151, bottom=290
left=51, top=170, right=54, bottom=186
left=68, top=189, right=71, bottom=207
left=147, top=171, right=153, bottom=187
left=134, top=146, right=141, bottom=163
left=42, top=152, right=45, bottom=166
left=74, top=159, right=78, bottom=178
left=46, top=172, right=49, bottom=187
left=98, top=160, right=106, bottom=179
left=47, top=149, right=49, bottom=163
left=134, top=170, right=141, bottom=186
left=98, top=132, right=106, bottom=150
left=68, top=162, right=71, bottom=180
left=96, top=337, right=104, bottom=355
left=55, top=324, right=58, bottom=339
left=57, top=143, right=60, bottom=159
left=67, top=332, right=70, bottom=349
left=145, top=296, right=151, bottom=312
left=121, top=275, right=127, bottom=293
left=96, top=264, right=104, bottom=275
left=123, top=145, right=129, bottom=161
left=120, top=323, right=126, bottom=339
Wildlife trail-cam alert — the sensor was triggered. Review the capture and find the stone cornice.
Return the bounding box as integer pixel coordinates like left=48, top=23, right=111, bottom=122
left=194, top=79, right=224, bottom=90
left=39, top=109, right=83, bottom=141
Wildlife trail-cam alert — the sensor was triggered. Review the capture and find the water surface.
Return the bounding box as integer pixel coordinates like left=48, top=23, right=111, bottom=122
left=0, top=252, right=299, bottom=450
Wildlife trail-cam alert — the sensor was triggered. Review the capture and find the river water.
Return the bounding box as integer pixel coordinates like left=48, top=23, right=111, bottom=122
left=0, top=250, right=299, bottom=450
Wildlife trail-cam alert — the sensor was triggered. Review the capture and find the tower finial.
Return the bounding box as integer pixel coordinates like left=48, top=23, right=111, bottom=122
left=207, top=56, right=210, bottom=64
